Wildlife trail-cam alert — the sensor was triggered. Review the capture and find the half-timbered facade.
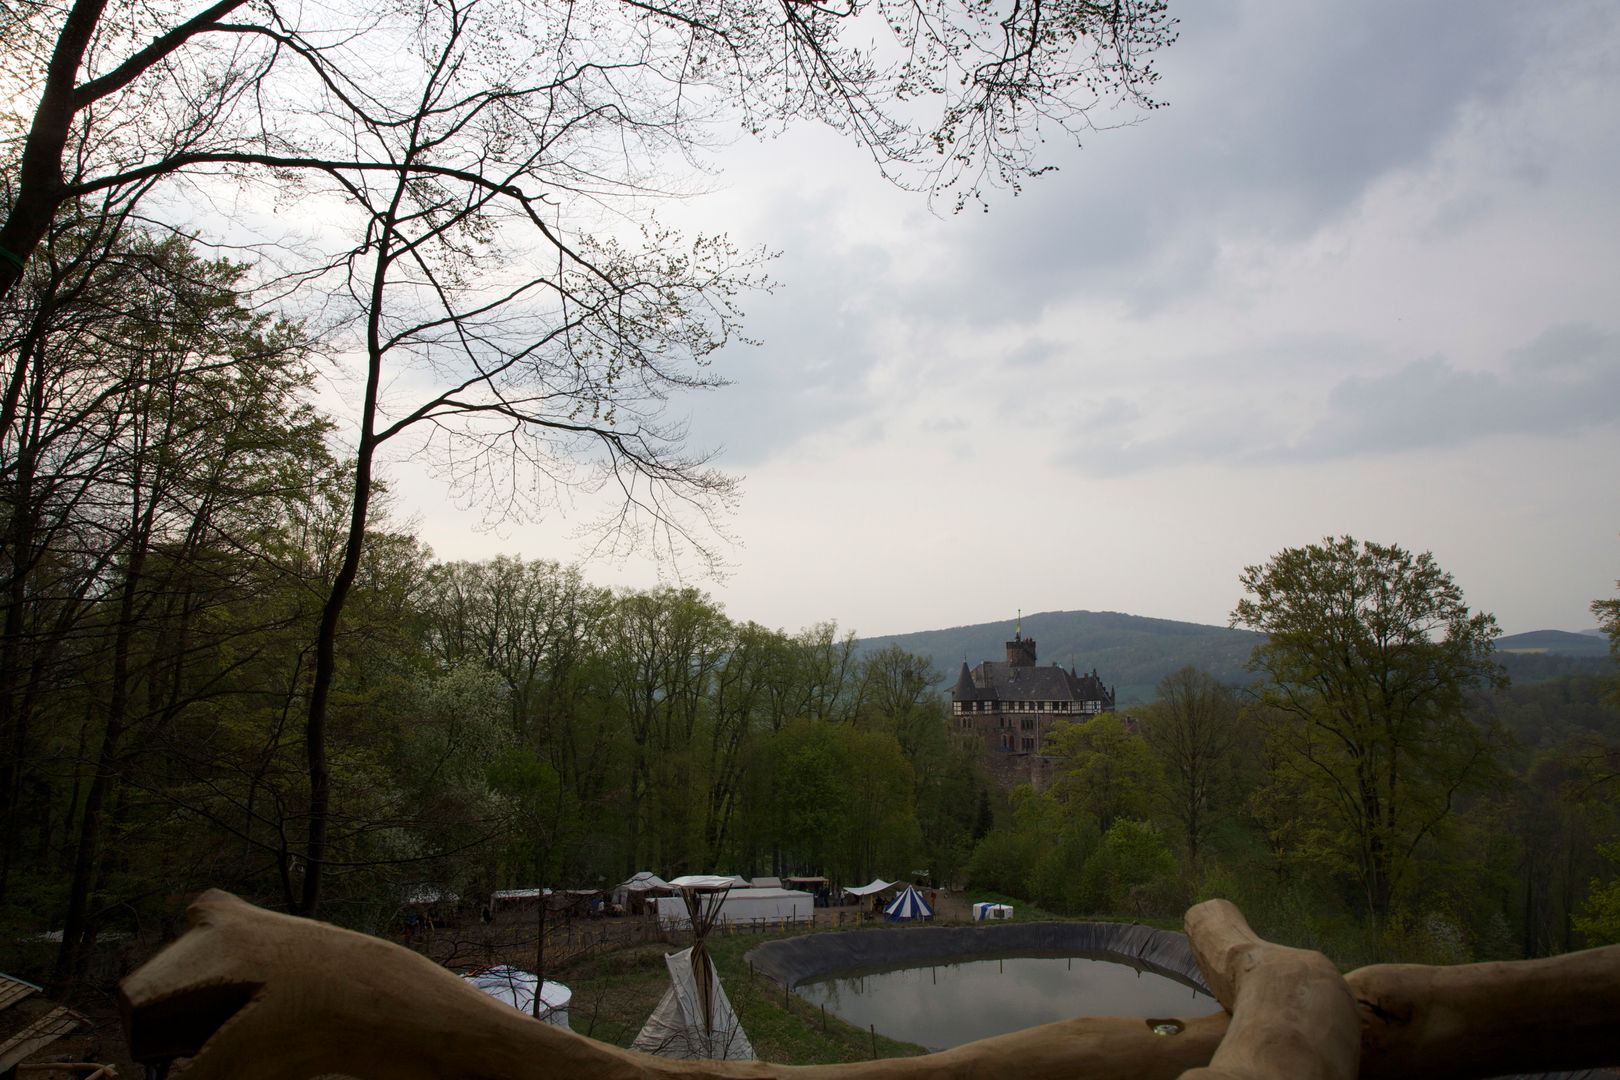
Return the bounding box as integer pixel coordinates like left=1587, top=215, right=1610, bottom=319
left=949, top=630, right=1115, bottom=786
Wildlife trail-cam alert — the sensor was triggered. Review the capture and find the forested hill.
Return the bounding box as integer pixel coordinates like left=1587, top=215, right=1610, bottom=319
left=855, top=610, right=1264, bottom=705
left=857, top=614, right=1613, bottom=706
left=1496, top=629, right=1612, bottom=658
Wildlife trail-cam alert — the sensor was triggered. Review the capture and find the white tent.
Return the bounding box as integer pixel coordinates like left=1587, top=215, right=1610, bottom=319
left=630, top=948, right=754, bottom=1060
left=652, top=888, right=812, bottom=928
left=842, top=878, right=894, bottom=898
left=667, top=874, right=747, bottom=889
left=972, top=902, right=1014, bottom=921
left=618, top=871, right=673, bottom=892
left=884, top=885, right=933, bottom=921
left=463, top=966, right=572, bottom=1029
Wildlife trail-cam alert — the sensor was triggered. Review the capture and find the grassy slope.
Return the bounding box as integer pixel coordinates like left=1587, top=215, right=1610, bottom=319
left=554, top=930, right=926, bottom=1063
left=551, top=905, right=1187, bottom=1064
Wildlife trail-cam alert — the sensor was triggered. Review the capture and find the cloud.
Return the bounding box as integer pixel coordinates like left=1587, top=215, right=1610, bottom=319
left=1054, top=324, right=1619, bottom=476
left=681, top=194, right=900, bottom=465
left=882, top=0, right=1556, bottom=325
left=1294, top=325, right=1620, bottom=458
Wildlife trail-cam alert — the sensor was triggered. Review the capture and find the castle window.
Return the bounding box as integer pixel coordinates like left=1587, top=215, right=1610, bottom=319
left=1021, top=737, right=1034, bottom=752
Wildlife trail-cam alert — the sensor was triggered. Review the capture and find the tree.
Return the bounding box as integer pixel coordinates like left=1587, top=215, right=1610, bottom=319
left=1140, top=666, right=1242, bottom=864
left=1045, top=712, right=1164, bottom=831
left=1595, top=577, right=1620, bottom=714
left=1231, top=536, right=1505, bottom=924
left=1570, top=573, right=1620, bottom=945
left=0, top=0, right=1175, bottom=299
left=8, top=0, right=1175, bottom=918
left=1574, top=840, right=1620, bottom=946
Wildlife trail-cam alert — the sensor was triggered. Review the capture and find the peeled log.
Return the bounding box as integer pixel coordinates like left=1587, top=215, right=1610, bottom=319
left=119, top=889, right=1225, bottom=1080
left=1178, top=899, right=1361, bottom=1080
left=1347, top=946, right=1620, bottom=1080
left=116, top=890, right=1620, bottom=1080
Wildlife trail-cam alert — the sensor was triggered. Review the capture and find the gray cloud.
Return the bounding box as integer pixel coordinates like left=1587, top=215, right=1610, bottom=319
left=892, top=0, right=1549, bottom=325
left=683, top=202, right=896, bottom=465
left=1295, top=325, right=1620, bottom=458
left=1056, top=324, right=1619, bottom=476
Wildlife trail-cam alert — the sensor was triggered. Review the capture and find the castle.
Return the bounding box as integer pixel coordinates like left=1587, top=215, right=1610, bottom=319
left=949, top=628, right=1115, bottom=789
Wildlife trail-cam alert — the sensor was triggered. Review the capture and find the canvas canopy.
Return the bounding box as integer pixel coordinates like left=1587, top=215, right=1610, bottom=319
left=463, top=966, right=572, bottom=1028
left=884, top=885, right=933, bottom=921
left=667, top=874, right=746, bottom=891
left=630, top=948, right=754, bottom=1060
left=842, top=878, right=894, bottom=898
left=652, top=888, right=812, bottom=928
left=489, top=888, right=547, bottom=911
left=618, top=872, right=673, bottom=892
left=404, top=886, right=458, bottom=906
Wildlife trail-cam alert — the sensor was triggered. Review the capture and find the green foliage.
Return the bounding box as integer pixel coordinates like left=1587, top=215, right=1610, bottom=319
left=966, top=789, right=1181, bottom=919
left=1045, top=713, right=1166, bottom=830
left=1233, top=536, right=1505, bottom=922
left=1574, top=841, right=1620, bottom=945
left=1139, top=666, right=1245, bottom=863
left=1080, top=820, right=1179, bottom=916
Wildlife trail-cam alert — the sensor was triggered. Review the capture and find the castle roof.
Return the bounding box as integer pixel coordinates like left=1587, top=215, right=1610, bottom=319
left=953, top=660, right=1111, bottom=704
left=953, top=662, right=976, bottom=698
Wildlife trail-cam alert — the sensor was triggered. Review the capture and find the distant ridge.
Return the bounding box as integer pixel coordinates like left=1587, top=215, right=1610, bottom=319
left=857, top=614, right=1612, bottom=706
left=1495, top=629, right=1611, bottom=658
left=855, top=609, right=1263, bottom=706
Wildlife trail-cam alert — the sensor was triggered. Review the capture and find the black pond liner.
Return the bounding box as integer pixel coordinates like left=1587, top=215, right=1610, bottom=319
left=742, top=923, right=1619, bottom=1080
left=743, top=921, right=1209, bottom=994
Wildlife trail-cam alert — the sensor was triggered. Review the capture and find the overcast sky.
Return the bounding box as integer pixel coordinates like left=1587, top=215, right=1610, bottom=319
left=402, top=0, right=1620, bottom=639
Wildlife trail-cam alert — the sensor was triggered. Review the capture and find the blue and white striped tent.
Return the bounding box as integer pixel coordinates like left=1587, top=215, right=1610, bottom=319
left=883, top=885, right=933, bottom=922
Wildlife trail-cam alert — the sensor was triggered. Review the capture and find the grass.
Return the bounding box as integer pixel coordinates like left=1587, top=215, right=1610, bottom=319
left=960, top=891, right=1185, bottom=932
left=553, top=927, right=927, bottom=1063
left=550, top=901, right=1188, bottom=1064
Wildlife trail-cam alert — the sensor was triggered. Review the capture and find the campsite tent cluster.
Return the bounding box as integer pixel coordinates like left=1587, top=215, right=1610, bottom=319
left=466, top=873, right=937, bottom=1063
left=844, top=880, right=935, bottom=922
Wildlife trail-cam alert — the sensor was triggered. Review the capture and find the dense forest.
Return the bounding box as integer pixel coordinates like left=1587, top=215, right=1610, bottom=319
left=2, top=226, right=1618, bottom=996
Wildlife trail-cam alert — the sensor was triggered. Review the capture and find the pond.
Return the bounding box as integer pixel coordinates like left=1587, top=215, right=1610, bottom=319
left=794, top=954, right=1220, bottom=1051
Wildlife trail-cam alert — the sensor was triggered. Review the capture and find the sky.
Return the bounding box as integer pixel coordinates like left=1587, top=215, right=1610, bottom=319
left=397, top=0, right=1620, bottom=639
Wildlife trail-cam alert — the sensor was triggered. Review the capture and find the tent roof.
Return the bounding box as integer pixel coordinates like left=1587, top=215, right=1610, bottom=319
left=667, top=874, right=746, bottom=891
left=463, top=966, right=571, bottom=1026
left=843, top=878, right=895, bottom=897
left=619, top=872, right=673, bottom=892
left=749, top=876, right=783, bottom=889
left=884, top=885, right=934, bottom=920
left=630, top=948, right=754, bottom=1061
left=491, top=888, right=548, bottom=901
left=653, top=888, right=810, bottom=905
left=404, top=886, right=459, bottom=906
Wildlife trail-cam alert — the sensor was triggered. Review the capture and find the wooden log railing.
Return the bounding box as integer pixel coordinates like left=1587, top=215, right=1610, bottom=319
left=118, top=890, right=1620, bottom=1080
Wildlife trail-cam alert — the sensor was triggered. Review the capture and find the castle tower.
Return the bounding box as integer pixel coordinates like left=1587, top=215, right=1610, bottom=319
left=1005, top=614, right=1037, bottom=666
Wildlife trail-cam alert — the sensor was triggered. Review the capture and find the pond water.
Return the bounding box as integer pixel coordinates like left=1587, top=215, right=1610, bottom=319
left=794, top=955, right=1219, bottom=1051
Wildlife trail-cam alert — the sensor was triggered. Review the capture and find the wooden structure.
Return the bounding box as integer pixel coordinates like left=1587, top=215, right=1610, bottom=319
left=119, top=890, right=1620, bottom=1079
left=0, top=971, right=98, bottom=1076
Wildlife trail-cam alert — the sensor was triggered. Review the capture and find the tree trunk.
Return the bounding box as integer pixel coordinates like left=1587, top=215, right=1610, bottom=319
left=53, top=538, right=146, bottom=986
